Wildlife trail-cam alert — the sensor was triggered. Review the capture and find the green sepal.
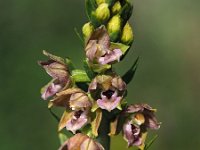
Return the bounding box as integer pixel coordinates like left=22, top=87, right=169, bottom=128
left=65, top=58, right=75, bottom=73
left=109, top=30, right=121, bottom=42
left=88, top=61, right=111, bottom=73
left=110, top=42, right=130, bottom=54
left=71, top=69, right=91, bottom=82
left=144, top=135, right=158, bottom=150
left=119, top=0, right=133, bottom=24
left=122, top=57, right=139, bottom=84
left=58, top=133, right=68, bottom=145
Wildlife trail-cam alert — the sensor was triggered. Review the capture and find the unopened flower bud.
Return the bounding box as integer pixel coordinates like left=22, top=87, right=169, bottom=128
left=95, top=3, right=110, bottom=23
left=111, top=1, right=121, bottom=14
left=107, top=14, right=121, bottom=41
left=82, top=22, right=94, bottom=39
left=96, top=0, right=106, bottom=5
left=121, top=22, right=134, bottom=45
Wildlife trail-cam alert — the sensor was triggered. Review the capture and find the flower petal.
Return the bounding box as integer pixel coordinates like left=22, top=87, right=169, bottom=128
left=50, top=88, right=83, bottom=108
left=81, top=138, right=104, bottom=150
left=41, top=79, right=63, bottom=100
left=70, top=92, right=92, bottom=110
left=88, top=26, right=110, bottom=50
left=39, top=60, right=68, bottom=82
left=123, top=121, right=142, bottom=147
left=98, top=49, right=122, bottom=65
left=65, top=110, right=89, bottom=134
left=85, top=40, right=98, bottom=61
left=97, top=94, right=121, bottom=111
left=111, top=76, right=126, bottom=91
left=58, top=133, right=88, bottom=150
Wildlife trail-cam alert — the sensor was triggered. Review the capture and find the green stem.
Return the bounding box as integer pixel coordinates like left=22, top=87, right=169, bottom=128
left=96, top=110, right=111, bottom=150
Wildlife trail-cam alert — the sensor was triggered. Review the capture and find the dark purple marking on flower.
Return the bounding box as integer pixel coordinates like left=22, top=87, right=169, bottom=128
left=74, top=110, right=84, bottom=119
left=97, top=91, right=122, bottom=111
left=123, top=121, right=142, bottom=147
left=102, top=90, right=115, bottom=99
left=65, top=110, right=89, bottom=134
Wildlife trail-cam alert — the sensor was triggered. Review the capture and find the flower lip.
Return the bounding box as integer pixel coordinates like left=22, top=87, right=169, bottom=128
left=89, top=75, right=126, bottom=111
left=65, top=110, right=89, bottom=134
left=41, top=79, right=63, bottom=100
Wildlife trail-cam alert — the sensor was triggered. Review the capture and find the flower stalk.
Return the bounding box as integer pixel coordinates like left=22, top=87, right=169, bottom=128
left=96, top=110, right=111, bottom=150
left=38, top=0, right=161, bottom=150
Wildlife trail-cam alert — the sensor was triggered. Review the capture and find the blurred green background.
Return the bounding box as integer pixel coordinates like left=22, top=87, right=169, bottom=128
left=0, top=0, right=200, bottom=149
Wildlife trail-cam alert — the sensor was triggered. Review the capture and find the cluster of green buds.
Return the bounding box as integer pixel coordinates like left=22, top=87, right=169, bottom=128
left=38, top=0, right=160, bottom=150
left=83, top=0, right=134, bottom=44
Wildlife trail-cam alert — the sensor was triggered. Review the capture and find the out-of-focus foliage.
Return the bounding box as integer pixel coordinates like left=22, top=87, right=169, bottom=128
left=0, top=0, right=200, bottom=149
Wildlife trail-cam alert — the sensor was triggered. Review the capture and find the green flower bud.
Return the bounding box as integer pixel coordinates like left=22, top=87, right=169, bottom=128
left=107, top=14, right=121, bottom=41
left=82, top=22, right=94, bottom=39
left=95, top=3, right=110, bottom=23
left=121, top=22, right=134, bottom=45
left=96, top=0, right=106, bottom=5
left=112, top=1, right=121, bottom=14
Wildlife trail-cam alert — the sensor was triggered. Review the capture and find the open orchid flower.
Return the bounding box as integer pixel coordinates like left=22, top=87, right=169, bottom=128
left=85, top=26, right=123, bottom=65
left=55, top=88, right=92, bottom=133
left=59, top=133, right=104, bottom=150
left=59, top=109, right=90, bottom=134
left=125, top=104, right=161, bottom=129
left=89, top=75, right=126, bottom=111
left=38, top=51, right=71, bottom=100
left=123, top=104, right=160, bottom=148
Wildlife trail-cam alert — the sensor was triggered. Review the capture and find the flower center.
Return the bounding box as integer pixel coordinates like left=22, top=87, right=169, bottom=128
left=131, top=124, right=140, bottom=135
left=102, top=90, right=114, bottom=99
left=74, top=110, right=83, bottom=119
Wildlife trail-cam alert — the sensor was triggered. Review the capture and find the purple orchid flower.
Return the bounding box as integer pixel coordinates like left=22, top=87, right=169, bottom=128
left=123, top=104, right=160, bottom=147
left=61, top=110, right=90, bottom=134
left=85, top=26, right=123, bottom=65
left=54, top=88, right=92, bottom=133
left=89, top=75, right=126, bottom=111
left=38, top=51, right=70, bottom=100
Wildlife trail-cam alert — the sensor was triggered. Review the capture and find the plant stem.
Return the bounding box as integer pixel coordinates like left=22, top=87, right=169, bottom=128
left=96, top=110, right=110, bottom=150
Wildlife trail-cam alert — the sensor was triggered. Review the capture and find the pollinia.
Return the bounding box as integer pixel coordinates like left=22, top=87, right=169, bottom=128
left=38, top=0, right=160, bottom=150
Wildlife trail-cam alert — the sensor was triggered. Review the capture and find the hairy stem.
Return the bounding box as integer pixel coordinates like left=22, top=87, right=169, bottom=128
left=96, top=110, right=111, bottom=150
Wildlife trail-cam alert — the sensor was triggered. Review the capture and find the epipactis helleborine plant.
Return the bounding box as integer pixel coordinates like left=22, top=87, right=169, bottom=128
left=38, top=0, right=161, bottom=150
